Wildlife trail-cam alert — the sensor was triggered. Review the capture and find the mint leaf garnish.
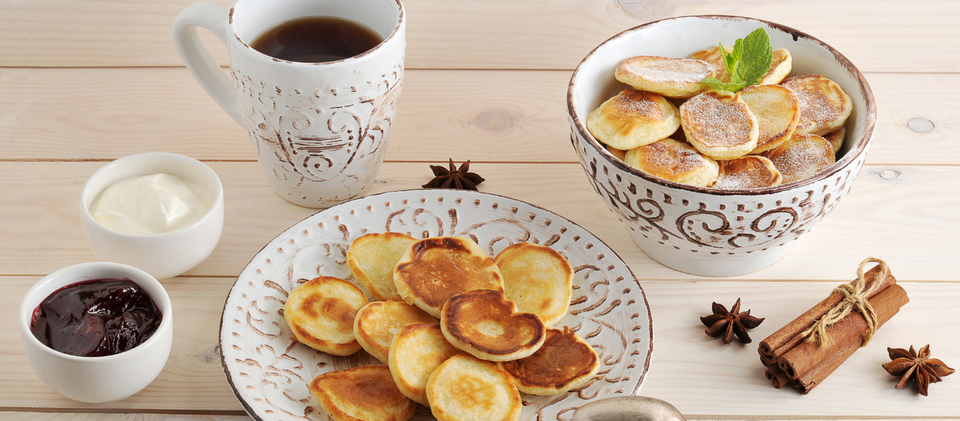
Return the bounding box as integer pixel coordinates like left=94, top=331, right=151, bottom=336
left=740, top=28, right=773, bottom=86
left=701, top=28, right=773, bottom=93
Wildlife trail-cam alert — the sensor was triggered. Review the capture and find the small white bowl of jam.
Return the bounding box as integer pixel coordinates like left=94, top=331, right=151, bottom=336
left=79, top=152, right=224, bottom=279
left=19, top=262, right=173, bottom=403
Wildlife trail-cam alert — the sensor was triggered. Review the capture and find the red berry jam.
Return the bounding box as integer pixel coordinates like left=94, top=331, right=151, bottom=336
left=29, top=278, right=163, bottom=357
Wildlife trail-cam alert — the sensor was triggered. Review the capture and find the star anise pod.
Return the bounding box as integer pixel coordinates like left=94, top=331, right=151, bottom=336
left=700, top=298, right=764, bottom=344
left=882, top=344, right=954, bottom=396
left=422, top=159, right=485, bottom=190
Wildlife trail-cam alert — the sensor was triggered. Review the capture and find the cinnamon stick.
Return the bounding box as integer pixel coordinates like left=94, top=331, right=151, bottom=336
left=757, top=264, right=896, bottom=362
left=764, top=366, right=792, bottom=389
left=778, top=284, right=909, bottom=386
left=791, top=331, right=861, bottom=394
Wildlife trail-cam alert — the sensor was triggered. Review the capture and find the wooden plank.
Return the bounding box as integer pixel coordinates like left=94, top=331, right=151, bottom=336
left=639, top=281, right=960, bottom=418
left=1, top=68, right=958, bottom=165
left=1, top=161, right=959, bottom=282
left=4, top=276, right=958, bottom=416
left=1, top=0, right=958, bottom=72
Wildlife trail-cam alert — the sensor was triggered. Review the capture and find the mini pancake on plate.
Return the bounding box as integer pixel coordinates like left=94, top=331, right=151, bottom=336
left=781, top=74, right=853, bottom=136
left=495, top=242, right=572, bottom=327
left=758, top=48, right=793, bottom=85
left=680, top=90, right=759, bottom=160
left=761, top=132, right=836, bottom=184
left=388, top=323, right=461, bottom=405
left=284, top=276, right=367, bottom=356
left=498, top=327, right=600, bottom=395
left=712, top=155, right=783, bottom=190
left=624, top=138, right=719, bottom=187
left=347, top=232, right=417, bottom=301
left=309, top=365, right=416, bottom=421
left=586, top=89, right=681, bottom=150
left=739, top=84, right=800, bottom=154
left=394, top=236, right=504, bottom=318
left=354, top=300, right=437, bottom=363
left=426, top=354, right=522, bottom=421
left=823, top=126, right=846, bottom=154
left=615, top=55, right=714, bottom=98
left=441, top=289, right=546, bottom=362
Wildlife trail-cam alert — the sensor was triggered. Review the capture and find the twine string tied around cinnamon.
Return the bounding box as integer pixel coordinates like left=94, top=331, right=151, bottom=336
left=800, top=258, right=890, bottom=348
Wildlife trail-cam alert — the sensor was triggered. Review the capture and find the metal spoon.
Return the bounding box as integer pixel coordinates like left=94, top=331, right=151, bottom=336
left=572, top=396, right=686, bottom=421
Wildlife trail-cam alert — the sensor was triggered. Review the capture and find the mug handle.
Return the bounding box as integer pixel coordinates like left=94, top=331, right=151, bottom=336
left=172, top=1, right=244, bottom=126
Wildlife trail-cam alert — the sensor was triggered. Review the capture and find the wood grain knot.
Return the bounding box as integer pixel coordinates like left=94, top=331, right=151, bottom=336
left=870, top=169, right=901, bottom=180
left=907, top=117, right=935, bottom=133
left=615, top=0, right=675, bottom=18
left=471, top=107, right=516, bottom=134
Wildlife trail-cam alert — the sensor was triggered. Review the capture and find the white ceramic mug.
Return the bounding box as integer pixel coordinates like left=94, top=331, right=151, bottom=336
left=173, top=0, right=405, bottom=208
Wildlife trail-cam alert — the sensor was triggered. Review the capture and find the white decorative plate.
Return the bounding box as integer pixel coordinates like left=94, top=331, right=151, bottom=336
left=220, top=189, right=653, bottom=421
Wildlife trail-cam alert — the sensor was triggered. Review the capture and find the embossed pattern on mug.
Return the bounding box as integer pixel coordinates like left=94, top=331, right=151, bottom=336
left=233, top=62, right=403, bottom=206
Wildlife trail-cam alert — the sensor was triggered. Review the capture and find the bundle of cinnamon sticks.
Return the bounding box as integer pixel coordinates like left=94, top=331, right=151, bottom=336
left=759, top=259, right=909, bottom=394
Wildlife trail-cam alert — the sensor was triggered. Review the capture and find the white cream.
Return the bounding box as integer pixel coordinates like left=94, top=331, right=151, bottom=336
left=89, top=173, right=214, bottom=235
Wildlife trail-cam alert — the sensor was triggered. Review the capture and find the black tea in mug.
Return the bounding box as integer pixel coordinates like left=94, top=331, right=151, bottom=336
left=250, top=16, right=384, bottom=63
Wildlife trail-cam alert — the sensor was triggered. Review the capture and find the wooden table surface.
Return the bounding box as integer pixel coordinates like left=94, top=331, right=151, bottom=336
left=3, top=0, right=959, bottom=419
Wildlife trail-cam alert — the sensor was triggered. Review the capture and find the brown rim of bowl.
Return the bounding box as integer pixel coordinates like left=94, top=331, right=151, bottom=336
left=567, top=15, right=877, bottom=196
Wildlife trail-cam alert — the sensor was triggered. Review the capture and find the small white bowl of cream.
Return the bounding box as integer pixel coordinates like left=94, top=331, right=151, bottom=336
left=79, top=152, right=224, bottom=279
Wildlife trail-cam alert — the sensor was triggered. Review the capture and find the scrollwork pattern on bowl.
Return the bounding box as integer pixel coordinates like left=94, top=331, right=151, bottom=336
left=572, top=132, right=864, bottom=255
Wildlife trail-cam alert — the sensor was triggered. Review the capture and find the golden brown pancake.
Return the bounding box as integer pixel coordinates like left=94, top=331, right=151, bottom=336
left=498, top=327, right=599, bottom=395
left=388, top=323, right=461, bottom=405
left=606, top=144, right=628, bottom=161
left=739, top=84, right=800, bottom=154
left=680, top=90, right=759, bottom=160
left=394, top=236, right=504, bottom=318
left=690, top=47, right=790, bottom=85
left=426, top=354, right=522, bottom=421
left=781, top=74, right=853, bottom=136
left=348, top=232, right=417, bottom=301
left=712, top=155, right=783, bottom=190
left=586, top=89, right=681, bottom=150
left=615, top=55, right=714, bottom=98
left=441, top=289, right=545, bottom=362
left=354, top=300, right=437, bottom=363
left=824, top=126, right=846, bottom=154
left=762, top=132, right=836, bottom=184
left=758, top=48, right=793, bottom=85
left=495, top=242, right=572, bottom=327
left=623, top=138, right=720, bottom=187
left=284, top=276, right=367, bottom=356
left=689, top=45, right=732, bottom=83
left=309, top=365, right=416, bottom=421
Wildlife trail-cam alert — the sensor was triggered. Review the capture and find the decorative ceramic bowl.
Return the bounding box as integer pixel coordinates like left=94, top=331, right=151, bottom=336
left=19, top=262, right=173, bottom=403
left=567, top=15, right=876, bottom=276
left=79, top=152, right=224, bottom=279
